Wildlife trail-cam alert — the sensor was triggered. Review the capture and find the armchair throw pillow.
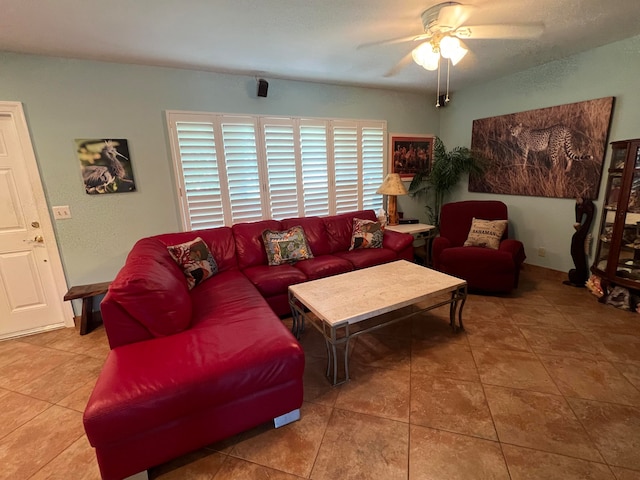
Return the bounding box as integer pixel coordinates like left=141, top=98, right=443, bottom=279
left=262, top=226, right=314, bottom=266
left=167, top=237, right=218, bottom=289
left=463, top=218, right=508, bottom=250
left=349, top=218, right=383, bottom=250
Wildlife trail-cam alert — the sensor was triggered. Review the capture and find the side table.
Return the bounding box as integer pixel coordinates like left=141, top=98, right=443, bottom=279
left=386, top=223, right=437, bottom=266
left=64, top=281, right=111, bottom=335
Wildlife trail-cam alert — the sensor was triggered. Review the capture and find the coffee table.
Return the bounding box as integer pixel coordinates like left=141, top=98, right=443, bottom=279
left=288, top=260, right=467, bottom=385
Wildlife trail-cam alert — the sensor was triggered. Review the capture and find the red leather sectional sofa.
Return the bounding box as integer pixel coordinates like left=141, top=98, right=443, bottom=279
left=84, top=209, right=414, bottom=480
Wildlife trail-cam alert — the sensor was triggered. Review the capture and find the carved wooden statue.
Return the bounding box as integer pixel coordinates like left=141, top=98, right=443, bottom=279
left=565, top=197, right=595, bottom=287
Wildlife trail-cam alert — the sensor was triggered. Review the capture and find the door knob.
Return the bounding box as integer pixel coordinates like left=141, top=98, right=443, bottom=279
left=34, top=235, right=44, bottom=243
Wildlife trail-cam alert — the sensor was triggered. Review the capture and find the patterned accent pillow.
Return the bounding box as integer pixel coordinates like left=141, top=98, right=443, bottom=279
left=463, top=218, right=508, bottom=250
left=262, top=226, right=314, bottom=266
left=349, top=218, right=383, bottom=250
left=167, top=237, right=218, bottom=289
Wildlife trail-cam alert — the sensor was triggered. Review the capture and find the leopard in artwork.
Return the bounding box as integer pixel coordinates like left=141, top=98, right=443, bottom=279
left=508, top=123, right=593, bottom=172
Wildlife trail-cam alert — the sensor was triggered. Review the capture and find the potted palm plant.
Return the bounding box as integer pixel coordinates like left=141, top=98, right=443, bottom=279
left=408, top=137, right=485, bottom=227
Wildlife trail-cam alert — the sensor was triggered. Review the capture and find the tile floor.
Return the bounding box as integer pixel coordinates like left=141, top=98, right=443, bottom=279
left=1, top=266, right=640, bottom=479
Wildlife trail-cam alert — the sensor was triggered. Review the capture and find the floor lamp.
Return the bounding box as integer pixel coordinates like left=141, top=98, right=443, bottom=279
left=376, top=173, right=408, bottom=226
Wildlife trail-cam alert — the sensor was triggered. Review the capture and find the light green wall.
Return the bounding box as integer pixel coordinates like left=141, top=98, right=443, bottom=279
left=439, top=35, right=640, bottom=273
left=5, top=34, right=637, bottom=290
left=0, top=52, right=436, bottom=288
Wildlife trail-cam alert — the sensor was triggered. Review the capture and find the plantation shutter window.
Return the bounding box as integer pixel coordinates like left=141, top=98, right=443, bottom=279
left=333, top=123, right=359, bottom=214
left=173, top=118, right=224, bottom=230
left=167, top=111, right=387, bottom=230
left=220, top=117, right=263, bottom=224
left=262, top=119, right=300, bottom=219
left=361, top=125, right=385, bottom=212
left=299, top=121, right=330, bottom=217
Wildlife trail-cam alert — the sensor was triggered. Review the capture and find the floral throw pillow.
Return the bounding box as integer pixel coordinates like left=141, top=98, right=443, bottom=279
left=262, top=226, right=314, bottom=266
left=349, top=218, right=383, bottom=250
left=463, top=218, right=508, bottom=250
left=167, top=237, right=218, bottom=290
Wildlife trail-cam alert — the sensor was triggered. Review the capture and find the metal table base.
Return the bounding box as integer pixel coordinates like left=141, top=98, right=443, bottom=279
left=289, top=284, right=467, bottom=385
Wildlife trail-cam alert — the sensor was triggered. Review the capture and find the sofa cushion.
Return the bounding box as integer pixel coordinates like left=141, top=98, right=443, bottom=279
left=233, top=220, right=282, bottom=270
left=464, top=218, right=508, bottom=250
left=155, top=227, right=238, bottom=273
left=84, top=312, right=304, bottom=447
left=262, top=226, right=314, bottom=266
left=439, top=201, right=509, bottom=247
left=188, top=271, right=269, bottom=326
left=107, top=253, right=192, bottom=338
left=349, top=218, right=383, bottom=250
left=242, top=264, right=307, bottom=297
left=293, top=255, right=353, bottom=281
left=324, top=210, right=377, bottom=253
left=281, top=216, right=332, bottom=256
left=335, top=247, right=397, bottom=270
left=382, top=229, right=416, bottom=253
left=438, top=246, right=517, bottom=292
left=167, top=237, right=218, bottom=289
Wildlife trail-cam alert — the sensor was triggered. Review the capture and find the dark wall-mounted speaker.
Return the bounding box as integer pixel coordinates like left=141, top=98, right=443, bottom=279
left=257, top=79, right=269, bottom=97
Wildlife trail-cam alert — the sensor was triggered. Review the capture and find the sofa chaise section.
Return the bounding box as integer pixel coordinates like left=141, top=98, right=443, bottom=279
left=86, top=230, right=304, bottom=480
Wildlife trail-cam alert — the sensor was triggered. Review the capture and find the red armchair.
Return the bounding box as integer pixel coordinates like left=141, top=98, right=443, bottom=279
left=432, top=201, right=526, bottom=293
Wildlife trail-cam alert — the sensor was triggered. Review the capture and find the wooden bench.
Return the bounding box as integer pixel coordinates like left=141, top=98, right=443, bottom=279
left=64, top=281, right=111, bottom=335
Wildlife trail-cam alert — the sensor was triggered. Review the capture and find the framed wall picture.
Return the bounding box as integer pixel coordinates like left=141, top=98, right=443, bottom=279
left=389, top=134, right=434, bottom=181
left=468, top=96, right=614, bottom=199
left=75, top=138, right=136, bottom=194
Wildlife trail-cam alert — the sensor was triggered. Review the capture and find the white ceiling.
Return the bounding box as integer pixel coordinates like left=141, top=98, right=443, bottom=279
left=3, top=0, right=640, bottom=93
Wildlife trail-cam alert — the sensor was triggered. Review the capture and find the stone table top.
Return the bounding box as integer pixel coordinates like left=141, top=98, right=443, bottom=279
left=288, top=260, right=466, bottom=327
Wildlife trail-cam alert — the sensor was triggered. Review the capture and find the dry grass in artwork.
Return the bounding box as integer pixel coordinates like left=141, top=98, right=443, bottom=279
left=469, top=97, right=614, bottom=199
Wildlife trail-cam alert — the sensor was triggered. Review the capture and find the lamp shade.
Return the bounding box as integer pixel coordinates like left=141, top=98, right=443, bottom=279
left=376, top=173, right=408, bottom=196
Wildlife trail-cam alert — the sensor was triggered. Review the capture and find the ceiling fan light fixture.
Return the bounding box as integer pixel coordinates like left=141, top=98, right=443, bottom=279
left=437, top=34, right=467, bottom=66
left=449, top=43, right=468, bottom=65
left=439, top=35, right=460, bottom=59
left=412, top=42, right=440, bottom=71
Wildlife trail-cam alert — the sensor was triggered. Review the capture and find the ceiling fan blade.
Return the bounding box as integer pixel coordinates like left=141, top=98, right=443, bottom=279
left=358, top=33, right=431, bottom=49
left=384, top=52, right=414, bottom=77
left=436, top=4, right=475, bottom=30
left=455, top=24, right=544, bottom=39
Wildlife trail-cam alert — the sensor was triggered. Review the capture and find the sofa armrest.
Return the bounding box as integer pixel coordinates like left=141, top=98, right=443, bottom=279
left=499, top=239, right=527, bottom=266
left=432, top=236, right=452, bottom=269
left=382, top=229, right=414, bottom=252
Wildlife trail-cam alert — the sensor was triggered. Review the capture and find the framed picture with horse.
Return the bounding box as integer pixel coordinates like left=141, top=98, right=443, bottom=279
left=389, top=134, right=434, bottom=181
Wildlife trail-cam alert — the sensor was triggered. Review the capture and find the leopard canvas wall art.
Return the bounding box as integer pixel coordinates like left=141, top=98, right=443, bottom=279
left=469, top=97, right=614, bottom=199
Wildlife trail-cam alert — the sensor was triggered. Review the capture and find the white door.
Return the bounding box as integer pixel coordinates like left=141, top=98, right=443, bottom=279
left=0, top=102, right=73, bottom=339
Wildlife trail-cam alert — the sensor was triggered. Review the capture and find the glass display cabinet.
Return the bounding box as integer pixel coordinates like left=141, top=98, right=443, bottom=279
left=592, top=138, right=640, bottom=293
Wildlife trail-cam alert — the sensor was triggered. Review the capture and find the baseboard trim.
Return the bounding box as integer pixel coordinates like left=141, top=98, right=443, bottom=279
left=522, top=263, right=567, bottom=282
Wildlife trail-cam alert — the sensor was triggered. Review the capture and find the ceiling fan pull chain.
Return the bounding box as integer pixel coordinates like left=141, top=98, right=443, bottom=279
left=446, top=58, right=451, bottom=104
left=436, top=56, right=441, bottom=108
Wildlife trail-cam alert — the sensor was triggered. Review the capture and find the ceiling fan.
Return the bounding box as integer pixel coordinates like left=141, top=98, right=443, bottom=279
left=363, top=1, right=544, bottom=105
